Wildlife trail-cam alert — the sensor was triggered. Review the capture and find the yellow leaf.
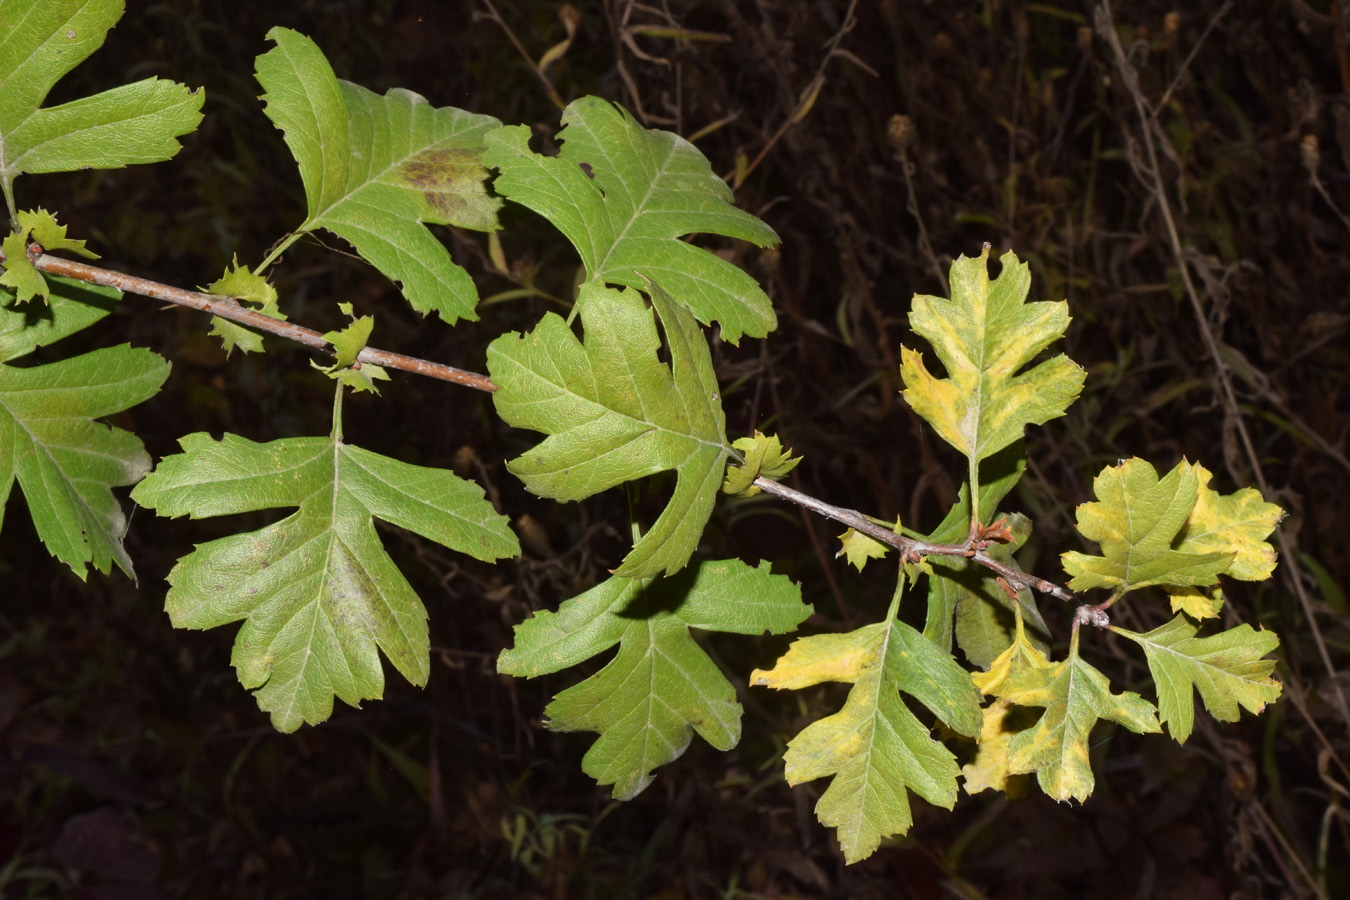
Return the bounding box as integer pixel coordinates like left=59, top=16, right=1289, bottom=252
left=1177, top=463, right=1284, bottom=581
left=961, top=699, right=1033, bottom=798
left=751, top=623, right=886, bottom=689
left=1167, top=586, right=1223, bottom=620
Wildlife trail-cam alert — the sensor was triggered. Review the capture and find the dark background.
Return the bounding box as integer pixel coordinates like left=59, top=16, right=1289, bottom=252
left=3, top=1, right=1349, bottom=897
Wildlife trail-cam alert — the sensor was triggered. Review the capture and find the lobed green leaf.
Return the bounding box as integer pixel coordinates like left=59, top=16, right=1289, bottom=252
left=256, top=27, right=501, bottom=322
left=483, top=96, right=779, bottom=344
left=995, top=636, right=1161, bottom=802
left=0, top=277, right=167, bottom=579
left=132, top=426, right=519, bottom=732
left=1062, top=458, right=1233, bottom=593
left=488, top=281, right=728, bottom=577
left=500, top=560, right=808, bottom=799
left=1115, top=616, right=1281, bottom=744
left=0, top=0, right=203, bottom=204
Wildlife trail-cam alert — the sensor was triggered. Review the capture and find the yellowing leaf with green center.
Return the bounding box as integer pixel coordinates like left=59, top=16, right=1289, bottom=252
left=1061, top=458, right=1233, bottom=593
left=722, top=431, right=800, bottom=496
left=203, top=256, right=285, bottom=357
left=1114, top=615, right=1281, bottom=744
left=996, top=634, right=1161, bottom=802
left=131, top=390, right=519, bottom=733
left=970, top=605, right=1053, bottom=697
left=255, top=28, right=502, bottom=322
left=499, top=560, right=808, bottom=799
left=487, top=281, right=727, bottom=577
left=1175, top=463, right=1283, bottom=581
left=900, top=247, right=1084, bottom=463
left=0, top=0, right=203, bottom=210
left=483, top=96, right=780, bottom=344
left=751, top=601, right=983, bottom=864
left=0, top=277, right=168, bottom=579
left=963, top=611, right=1052, bottom=796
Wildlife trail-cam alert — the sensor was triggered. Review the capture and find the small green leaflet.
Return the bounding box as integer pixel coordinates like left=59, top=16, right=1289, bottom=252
left=722, top=431, right=800, bottom=496
left=131, top=404, right=519, bottom=732
left=487, top=281, right=728, bottom=578
left=995, top=633, right=1161, bottom=802
left=203, top=256, right=284, bottom=357
left=1, top=209, right=100, bottom=304
left=1115, top=616, right=1281, bottom=744
left=1061, top=459, right=1234, bottom=593
left=255, top=28, right=502, bottom=322
left=499, top=559, right=808, bottom=800
left=900, top=246, right=1085, bottom=462
left=836, top=527, right=889, bottom=571
left=0, top=277, right=168, bottom=580
left=483, top=96, right=780, bottom=344
left=316, top=302, right=388, bottom=394
left=0, top=0, right=203, bottom=209
left=751, top=596, right=983, bottom=864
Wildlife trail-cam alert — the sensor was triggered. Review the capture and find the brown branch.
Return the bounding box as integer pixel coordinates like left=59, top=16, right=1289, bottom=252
left=29, top=252, right=498, bottom=393
left=16, top=246, right=1081, bottom=613
left=751, top=475, right=1078, bottom=606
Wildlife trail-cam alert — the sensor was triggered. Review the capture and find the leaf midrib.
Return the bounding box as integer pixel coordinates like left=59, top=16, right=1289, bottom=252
left=493, top=346, right=729, bottom=459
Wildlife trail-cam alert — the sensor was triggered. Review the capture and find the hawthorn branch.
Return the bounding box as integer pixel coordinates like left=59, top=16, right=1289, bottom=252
left=17, top=248, right=1078, bottom=611
left=27, top=252, right=498, bottom=392
left=749, top=475, right=1077, bottom=605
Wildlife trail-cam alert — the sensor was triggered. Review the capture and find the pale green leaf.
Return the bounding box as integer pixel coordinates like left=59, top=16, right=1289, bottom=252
left=0, top=209, right=95, bottom=304
left=499, top=559, right=808, bottom=799
left=322, top=303, right=374, bottom=370
left=837, top=527, right=889, bottom=571
left=722, top=431, right=800, bottom=496
left=131, top=424, right=519, bottom=732
left=487, top=281, right=728, bottom=577
left=482, top=96, right=780, bottom=344
left=203, top=256, right=284, bottom=358
left=0, top=276, right=167, bottom=579
left=900, top=246, right=1084, bottom=462
left=997, top=636, right=1161, bottom=802
left=19, top=208, right=98, bottom=258
left=256, top=28, right=502, bottom=322
left=1061, top=458, right=1233, bottom=593
left=0, top=230, right=44, bottom=303
left=751, top=614, right=982, bottom=863
left=1115, top=615, right=1281, bottom=744
left=0, top=0, right=203, bottom=200
left=1176, top=463, right=1283, bottom=581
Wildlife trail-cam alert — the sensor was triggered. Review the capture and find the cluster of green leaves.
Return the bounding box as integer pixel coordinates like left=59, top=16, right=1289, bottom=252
left=0, top=0, right=1284, bottom=866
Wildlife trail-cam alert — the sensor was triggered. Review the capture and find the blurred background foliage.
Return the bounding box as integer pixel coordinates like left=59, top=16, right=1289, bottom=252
left=2, top=1, right=1349, bottom=897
